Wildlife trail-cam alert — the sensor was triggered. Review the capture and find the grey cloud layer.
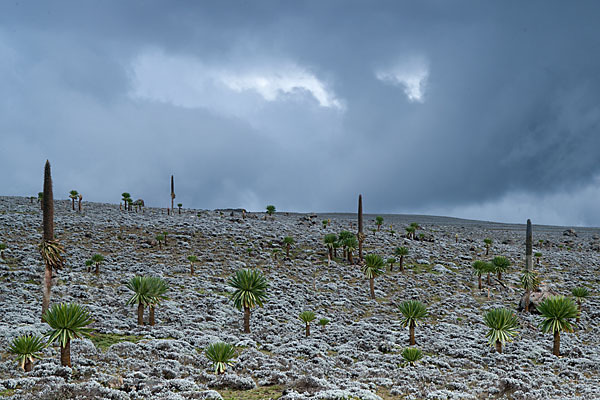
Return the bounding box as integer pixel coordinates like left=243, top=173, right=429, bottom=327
left=1, top=1, right=600, bottom=225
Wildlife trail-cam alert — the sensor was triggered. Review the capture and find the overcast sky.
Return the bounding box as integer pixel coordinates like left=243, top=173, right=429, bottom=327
left=1, top=1, right=600, bottom=226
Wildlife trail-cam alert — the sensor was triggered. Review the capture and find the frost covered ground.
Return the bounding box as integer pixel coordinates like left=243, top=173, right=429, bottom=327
left=0, top=196, right=599, bottom=400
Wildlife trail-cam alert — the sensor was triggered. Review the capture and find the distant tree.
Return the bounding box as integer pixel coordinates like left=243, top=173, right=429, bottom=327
left=266, top=205, right=276, bottom=216
left=229, top=269, right=268, bottom=333
left=386, top=257, right=396, bottom=272
left=318, top=318, right=330, bottom=331
left=484, top=238, right=492, bottom=256
left=472, top=260, right=487, bottom=290
left=394, top=247, right=409, bottom=272
left=520, top=270, right=541, bottom=313
left=9, top=335, right=45, bottom=372
left=283, top=236, right=295, bottom=258
left=85, top=259, right=93, bottom=273
left=69, top=190, right=78, bottom=211
left=410, top=222, right=419, bottom=239
left=43, top=303, right=93, bottom=367
left=121, top=193, right=131, bottom=210
left=205, top=342, right=236, bottom=375
left=571, top=287, right=590, bottom=323
left=534, top=252, right=542, bottom=265
left=482, top=261, right=494, bottom=286
left=363, top=254, right=385, bottom=299
left=398, top=300, right=428, bottom=345
left=338, top=231, right=354, bottom=259
left=483, top=308, right=519, bottom=353
left=147, top=277, right=169, bottom=326
left=405, top=226, right=416, bottom=240
left=177, top=203, right=182, bottom=214
left=0, top=242, right=6, bottom=259
left=332, top=240, right=341, bottom=259
left=91, top=254, right=105, bottom=275
left=187, top=255, right=198, bottom=275
left=323, top=234, right=337, bottom=260
left=155, top=234, right=164, bottom=250
left=126, top=276, right=152, bottom=325
left=299, top=311, right=316, bottom=337
left=344, top=235, right=359, bottom=264
left=491, top=256, right=510, bottom=282
left=375, top=216, right=384, bottom=231
left=538, top=295, right=578, bottom=356
left=322, top=219, right=329, bottom=229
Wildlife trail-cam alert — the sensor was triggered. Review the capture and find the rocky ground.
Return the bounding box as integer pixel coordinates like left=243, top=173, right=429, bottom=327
left=0, top=195, right=599, bottom=400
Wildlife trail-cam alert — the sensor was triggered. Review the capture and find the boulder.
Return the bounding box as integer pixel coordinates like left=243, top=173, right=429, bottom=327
left=563, top=229, right=577, bottom=237
left=518, top=284, right=556, bottom=313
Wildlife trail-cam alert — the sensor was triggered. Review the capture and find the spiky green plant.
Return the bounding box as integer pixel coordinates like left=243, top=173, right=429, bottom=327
left=324, top=234, right=337, bottom=260
left=484, top=238, right=492, bottom=255
left=472, top=260, right=488, bottom=290
left=9, top=334, right=46, bottom=372
left=266, top=205, right=276, bottom=216
left=187, top=255, right=198, bottom=275
left=90, top=254, right=104, bottom=275
left=394, top=247, right=409, bottom=272
left=375, top=216, right=384, bottom=231
left=405, top=226, right=415, bottom=239
left=205, top=342, right=236, bottom=375
left=318, top=318, right=330, bottom=330
left=147, top=277, right=169, bottom=326
left=520, top=270, right=541, bottom=313
left=299, top=311, right=316, bottom=337
left=229, top=269, right=268, bottom=333
left=362, top=254, right=385, bottom=299
left=483, top=308, right=519, bottom=353
left=534, top=252, right=542, bottom=265
left=322, top=219, right=329, bottom=229
left=126, top=276, right=152, bottom=325
left=491, top=256, right=510, bottom=282
left=537, top=295, right=578, bottom=356
left=386, top=257, right=396, bottom=272
left=398, top=300, right=428, bottom=345
left=43, top=303, right=93, bottom=367
left=343, top=235, right=358, bottom=264
left=283, top=236, right=295, bottom=257
left=401, top=347, right=423, bottom=366
left=571, top=287, right=590, bottom=323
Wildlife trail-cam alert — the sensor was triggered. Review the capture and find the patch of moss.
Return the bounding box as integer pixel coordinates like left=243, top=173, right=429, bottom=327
left=0, top=389, right=15, bottom=397
left=219, top=385, right=282, bottom=400
left=90, top=332, right=144, bottom=351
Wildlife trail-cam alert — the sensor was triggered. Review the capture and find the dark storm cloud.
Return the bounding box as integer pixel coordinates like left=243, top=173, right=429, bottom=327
left=1, top=1, right=600, bottom=225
